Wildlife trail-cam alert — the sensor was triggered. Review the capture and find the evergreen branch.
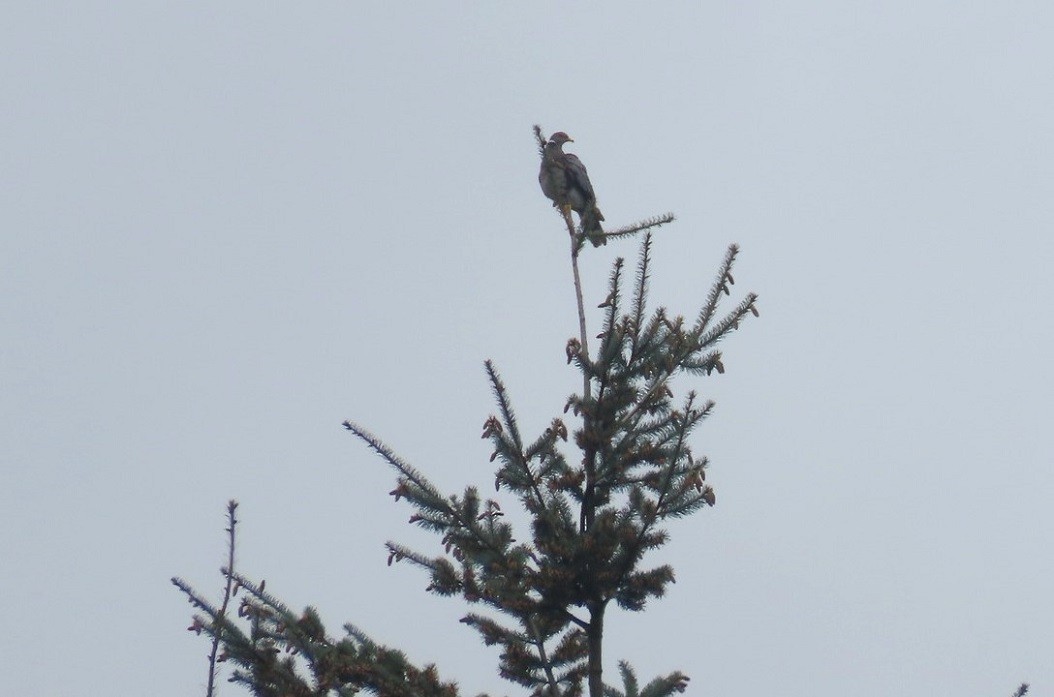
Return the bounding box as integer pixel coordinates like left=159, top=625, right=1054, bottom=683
left=191, top=573, right=315, bottom=696
left=553, top=664, right=590, bottom=695
left=533, top=124, right=547, bottom=157
left=229, top=571, right=297, bottom=618
left=608, top=374, right=673, bottom=456
left=696, top=292, right=759, bottom=349
left=658, top=490, right=711, bottom=518
left=604, top=240, right=756, bottom=474
left=527, top=616, right=562, bottom=696
left=652, top=394, right=697, bottom=517
left=548, top=627, right=588, bottom=666
left=614, top=564, right=675, bottom=611
left=523, top=425, right=567, bottom=470
left=218, top=570, right=461, bottom=697
left=581, top=259, right=633, bottom=536
left=603, top=213, right=675, bottom=242
left=461, top=613, right=531, bottom=646
left=343, top=420, right=453, bottom=514
left=460, top=579, right=587, bottom=689
left=604, top=660, right=638, bottom=697
left=172, top=577, right=248, bottom=653
left=173, top=506, right=300, bottom=697
left=599, top=258, right=625, bottom=359
left=338, top=624, right=461, bottom=697
left=604, top=661, right=689, bottom=697
left=637, top=670, right=689, bottom=697
left=385, top=542, right=444, bottom=572
left=345, top=419, right=529, bottom=581
left=680, top=351, right=724, bottom=376
left=629, top=234, right=653, bottom=359
left=694, top=243, right=739, bottom=334
left=484, top=360, right=525, bottom=453
left=633, top=307, right=666, bottom=362
left=1010, top=684, right=1029, bottom=697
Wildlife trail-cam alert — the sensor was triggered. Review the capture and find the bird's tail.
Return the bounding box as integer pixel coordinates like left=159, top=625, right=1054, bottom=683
left=582, top=207, right=606, bottom=247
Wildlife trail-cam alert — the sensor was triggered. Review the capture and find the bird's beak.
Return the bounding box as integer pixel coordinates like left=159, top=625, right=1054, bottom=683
left=567, top=138, right=575, bottom=143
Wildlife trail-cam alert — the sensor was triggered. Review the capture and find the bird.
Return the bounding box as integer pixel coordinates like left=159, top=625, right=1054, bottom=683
left=539, top=131, right=606, bottom=246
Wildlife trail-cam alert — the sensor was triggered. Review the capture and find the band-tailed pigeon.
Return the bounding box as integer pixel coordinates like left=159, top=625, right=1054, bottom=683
left=539, top=132, right=606, bottom=247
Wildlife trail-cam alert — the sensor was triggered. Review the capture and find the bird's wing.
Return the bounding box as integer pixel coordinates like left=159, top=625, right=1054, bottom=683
left=562, top=153, right=596, bottom=202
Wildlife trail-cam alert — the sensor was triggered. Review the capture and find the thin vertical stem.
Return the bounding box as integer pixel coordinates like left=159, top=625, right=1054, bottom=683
left=564, top=209, right=591, bottom=402
left=527, top=617, right=561, bottom=696
left=206, top=500, right=239, bottom=697
left=563, top=208, right=605, bottom=697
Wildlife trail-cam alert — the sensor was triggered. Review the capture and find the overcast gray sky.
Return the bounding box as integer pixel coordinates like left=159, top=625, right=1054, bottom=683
left=2, top=3, right=1051, bottom=696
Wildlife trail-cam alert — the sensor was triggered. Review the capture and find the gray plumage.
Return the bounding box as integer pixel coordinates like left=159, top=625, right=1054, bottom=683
left=539, top=131, right=606, bottom=246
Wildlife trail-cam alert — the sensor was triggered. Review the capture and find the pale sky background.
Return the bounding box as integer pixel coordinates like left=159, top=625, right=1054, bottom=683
left=2, top=3, right=1051, bottom=696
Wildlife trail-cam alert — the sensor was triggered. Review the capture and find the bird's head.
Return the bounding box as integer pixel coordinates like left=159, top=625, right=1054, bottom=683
left=549, top=132, right=574, bottom=146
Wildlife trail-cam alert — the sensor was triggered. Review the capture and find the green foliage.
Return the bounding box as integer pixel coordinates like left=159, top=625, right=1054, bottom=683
left=173, top=574, right=460, bottom=697
left=339, top=233, right=756, bottom=696
left=603, top=661, right=689, bottom=697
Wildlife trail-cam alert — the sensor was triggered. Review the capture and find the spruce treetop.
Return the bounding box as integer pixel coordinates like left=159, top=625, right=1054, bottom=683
left=174, top=127, right=759, bottom=697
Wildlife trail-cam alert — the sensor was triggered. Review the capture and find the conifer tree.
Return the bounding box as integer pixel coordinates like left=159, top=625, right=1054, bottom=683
left=173, top=127, right=760, bottom=697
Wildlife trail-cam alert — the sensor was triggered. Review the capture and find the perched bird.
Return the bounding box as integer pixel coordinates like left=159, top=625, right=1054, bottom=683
left=539, top=131, right=606, bottom=246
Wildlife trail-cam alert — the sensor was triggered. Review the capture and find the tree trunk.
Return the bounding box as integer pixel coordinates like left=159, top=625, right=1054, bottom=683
left=587, top=601, right=606, bottom=697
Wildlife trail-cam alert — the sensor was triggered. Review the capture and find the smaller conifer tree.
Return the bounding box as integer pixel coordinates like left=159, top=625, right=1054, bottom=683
left=174, top=127, right=759, bottom=697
